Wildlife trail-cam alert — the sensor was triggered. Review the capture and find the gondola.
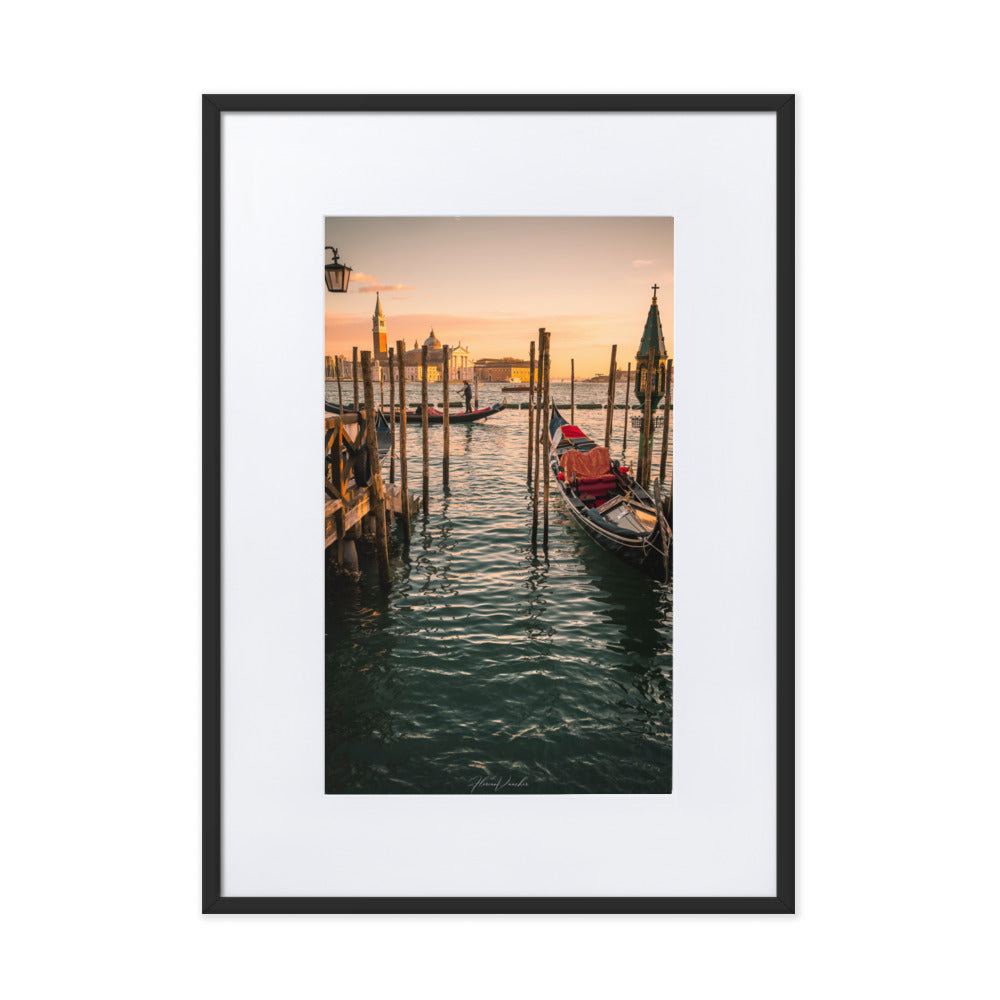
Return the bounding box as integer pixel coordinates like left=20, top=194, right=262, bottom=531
left=375, top=408, right=392, bottom=465
left=547, top=405, right=670, bottom=580
left=396, top=401, right=505, bottom=424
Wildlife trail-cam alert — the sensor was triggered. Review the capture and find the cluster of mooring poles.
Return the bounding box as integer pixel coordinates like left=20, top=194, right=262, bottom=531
left=596, top=341, right=667, bottom=490
left=547, top=340, right=671, bottom=489
left=327, top=318, right=673, bottom=586
left=327, top=337, right=472, bottom=588
left=525, top=329, right=672, bottom=572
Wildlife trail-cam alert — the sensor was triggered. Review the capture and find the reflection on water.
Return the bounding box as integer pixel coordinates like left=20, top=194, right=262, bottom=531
left=325, top=382, right=672, bottom=793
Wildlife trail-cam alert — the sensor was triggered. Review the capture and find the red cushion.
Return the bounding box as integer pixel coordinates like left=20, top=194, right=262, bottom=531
left=561, top=425, right=586, bottom=438
left=576, top=474, right=617, bottom=498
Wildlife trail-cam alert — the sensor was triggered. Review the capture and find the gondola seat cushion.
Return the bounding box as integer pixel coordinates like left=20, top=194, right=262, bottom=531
left=575, top=474, right=617, bottom=499
left=561, top=425, right=587, bottom=439
left=560, top=446, right=612, bottom=481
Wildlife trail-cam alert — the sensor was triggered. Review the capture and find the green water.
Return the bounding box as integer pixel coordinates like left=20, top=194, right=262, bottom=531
left=325, top=381, right=672, bottom=794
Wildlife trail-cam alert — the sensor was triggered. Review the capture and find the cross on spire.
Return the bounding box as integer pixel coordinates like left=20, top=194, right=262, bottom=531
left=651, top=283, right=660, bottom=299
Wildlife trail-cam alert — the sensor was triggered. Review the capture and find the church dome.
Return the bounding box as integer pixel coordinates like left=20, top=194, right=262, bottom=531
left=423, top=329, right=441, bottom=349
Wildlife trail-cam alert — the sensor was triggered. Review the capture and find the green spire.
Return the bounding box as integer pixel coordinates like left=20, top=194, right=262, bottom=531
left=636, top=286, right=666, bottom=361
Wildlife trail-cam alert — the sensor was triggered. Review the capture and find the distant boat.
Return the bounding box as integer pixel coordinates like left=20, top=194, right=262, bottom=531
left=502, top=385, right=530, bottom=393
left=547, top=405, right=669, bottom=580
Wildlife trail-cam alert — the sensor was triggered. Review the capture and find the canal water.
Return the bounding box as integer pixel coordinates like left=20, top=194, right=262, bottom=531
left=325, top=380, right=673, bottom=794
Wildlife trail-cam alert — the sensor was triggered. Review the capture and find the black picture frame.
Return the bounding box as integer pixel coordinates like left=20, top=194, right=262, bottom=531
left=203, top=94, right=795, bottom=915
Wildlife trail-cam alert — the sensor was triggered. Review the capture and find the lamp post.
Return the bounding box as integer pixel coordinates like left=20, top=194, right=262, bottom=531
left=324, top=246, right=352, bottom=293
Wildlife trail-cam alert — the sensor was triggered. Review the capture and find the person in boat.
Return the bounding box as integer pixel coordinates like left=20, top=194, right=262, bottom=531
left=462, top=380, right=473, bottom=412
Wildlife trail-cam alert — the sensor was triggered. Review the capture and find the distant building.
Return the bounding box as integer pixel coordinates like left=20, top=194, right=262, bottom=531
left=474, top=357, right=531, bottom=382
left=331, top=296, right=474, bottom=384
left=329, top=353, right=353, bottom=381
left=329, top=353, right=384, bottom=383
left=402, top=334, right=440, bottom=382
left=400, top=329, right=472, bottom=382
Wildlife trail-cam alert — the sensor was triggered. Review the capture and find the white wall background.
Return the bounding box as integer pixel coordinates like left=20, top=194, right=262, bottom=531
left=1, top=2, right=997, bottom=999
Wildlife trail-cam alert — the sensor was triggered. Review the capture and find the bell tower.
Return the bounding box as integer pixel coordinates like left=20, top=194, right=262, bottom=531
left=372, top=292, right=387, bottom=358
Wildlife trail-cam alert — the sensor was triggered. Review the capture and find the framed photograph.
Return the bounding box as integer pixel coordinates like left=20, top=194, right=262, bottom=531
left=203, top=94, right=794, bottom=914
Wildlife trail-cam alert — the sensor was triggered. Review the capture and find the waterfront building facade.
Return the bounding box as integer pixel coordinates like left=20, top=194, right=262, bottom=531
left=474, top=357, right=531, bottom=382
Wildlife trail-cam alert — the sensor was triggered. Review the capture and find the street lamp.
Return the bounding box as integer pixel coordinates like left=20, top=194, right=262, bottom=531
left=325, top=246, right=352, bottom=293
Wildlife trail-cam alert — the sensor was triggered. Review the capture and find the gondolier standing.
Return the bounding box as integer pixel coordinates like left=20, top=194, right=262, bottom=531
left=462, top=380, right=473, bottom=413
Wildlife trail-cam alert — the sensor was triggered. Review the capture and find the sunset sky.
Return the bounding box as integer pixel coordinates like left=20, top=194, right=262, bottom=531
left=324, top=217, right=673, bottom=378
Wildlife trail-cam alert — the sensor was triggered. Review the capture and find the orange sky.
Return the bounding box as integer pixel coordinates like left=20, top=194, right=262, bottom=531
left=325, top=217, right=673, bottom=378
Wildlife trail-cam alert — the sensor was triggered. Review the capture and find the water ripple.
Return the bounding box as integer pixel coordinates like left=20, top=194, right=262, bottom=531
left=326, top=383, right=672, bottom=794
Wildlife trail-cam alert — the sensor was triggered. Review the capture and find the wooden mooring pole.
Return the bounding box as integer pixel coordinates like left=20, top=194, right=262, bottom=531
left=640, top=344, right=655, bottom=488
left=335, top=356, right=344, bottom=413
left=325, top=415, right=347, bottom=565
left=442, top=344, right=450, bottom=488
left=622, top=361, right=631, bottom=454
left=352, top=347, right=359, bottom=410
left=360, top=351, right=390, bottom=588
left=542, top=333, right=551, bottom=549
left=395, top=340, right=410, bottom=542
left=570, top=358, right=575, bottom=426
left=388, top=347, right=396, bottom=485
left=531, top=333, right=543, bottom=546
left=659, top=356, right=673, bottom=485
left=526, top=339, right=536, bottom=484
left=421, top=344, right=430, bottom=511
left=474, top=373, right=479, bottom=410
left=603, top=344, right=617, bottom=449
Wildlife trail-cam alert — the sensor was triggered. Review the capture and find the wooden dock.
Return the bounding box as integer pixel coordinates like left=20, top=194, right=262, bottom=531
left=324, top=411, right=415, bottom=552
left=324, top=484, right=412, bottom=546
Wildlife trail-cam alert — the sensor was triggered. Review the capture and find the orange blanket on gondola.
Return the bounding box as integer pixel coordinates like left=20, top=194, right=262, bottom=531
left=560, top=446, right=611, bottom=481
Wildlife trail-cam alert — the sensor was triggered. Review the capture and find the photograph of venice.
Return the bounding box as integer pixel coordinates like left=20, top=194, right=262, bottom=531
left=324, top=218, right=673, bottom=794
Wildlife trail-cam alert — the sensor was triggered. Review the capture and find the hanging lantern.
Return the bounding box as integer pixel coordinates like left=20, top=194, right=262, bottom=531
left=324, top=246, right=352, bottom=293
